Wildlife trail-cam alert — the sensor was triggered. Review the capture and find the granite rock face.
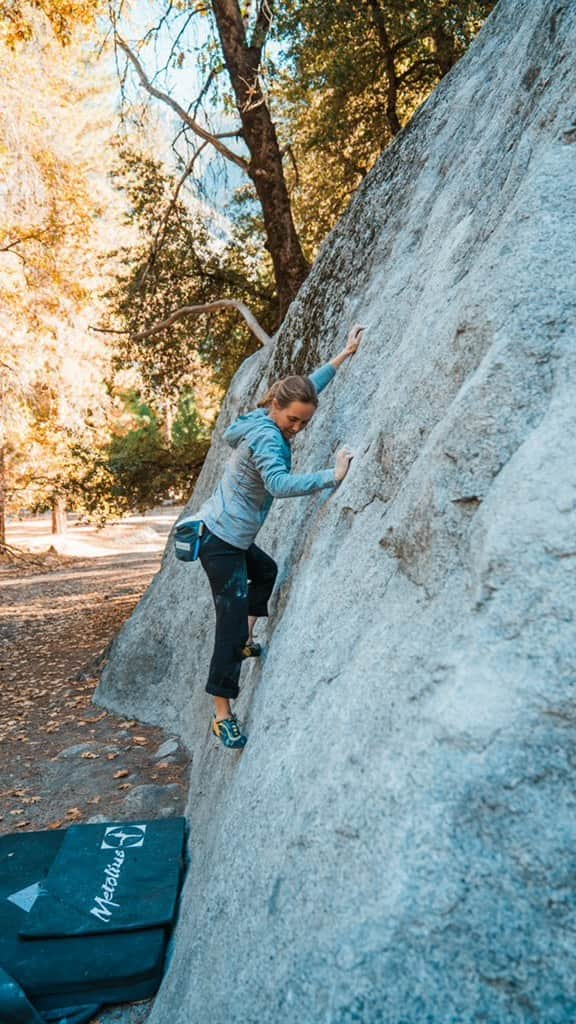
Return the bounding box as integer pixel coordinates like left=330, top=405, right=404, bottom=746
left=96, top=1, right=576, bottom=1020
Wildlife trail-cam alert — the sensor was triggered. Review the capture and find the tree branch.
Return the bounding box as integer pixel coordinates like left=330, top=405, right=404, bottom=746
left=139, top=141, right=210, bottom=288
left=280, top=143, right=299, bottom=189
left=90, top=299, right=272, bottom=347
left=365, top=0, right=401, bottom=136
left=250, top=0, right=273, bottom=54
left=392, top=24, right=434, bottom=58
left=116, top=36, right=249, bottom=172
left=0, top=541, right=45, bottom=566
left=397, top=58, right=439, bottom=86
left=0, top=231, right=49, bottom=253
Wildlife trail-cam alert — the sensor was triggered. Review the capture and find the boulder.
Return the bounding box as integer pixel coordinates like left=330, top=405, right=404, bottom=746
left=96, top=1, right=576, bottom=1020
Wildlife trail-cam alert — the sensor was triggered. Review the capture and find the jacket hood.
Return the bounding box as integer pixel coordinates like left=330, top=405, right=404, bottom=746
left=223, top=408, right=276, bottom=449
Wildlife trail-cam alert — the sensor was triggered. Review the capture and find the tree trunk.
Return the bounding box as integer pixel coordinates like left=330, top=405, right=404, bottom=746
left=432, top=21, right=456, bottom=77
left=211, top=0, right=309, bottom=321
left=366, top=0, right=402, bottom=137
left=0, top=442, right=6, bottom=549
left=163, top=399, right=174, bottom=444
left=51, top=496, right=67, bottom=535
left=0, top=373, right=6, bottom=549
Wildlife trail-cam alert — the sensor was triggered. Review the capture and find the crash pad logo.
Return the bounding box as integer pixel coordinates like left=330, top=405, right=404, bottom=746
left=101, top=824, right=147, bottom=849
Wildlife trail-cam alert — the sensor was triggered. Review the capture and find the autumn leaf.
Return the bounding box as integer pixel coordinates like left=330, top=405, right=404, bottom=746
left=81, top=751, right=99, bottom=759
left=15, top=820, right=31, bottom=828
left=66, top=807, right=83, bottom=820
left=113, top=769, right=129, bottom=779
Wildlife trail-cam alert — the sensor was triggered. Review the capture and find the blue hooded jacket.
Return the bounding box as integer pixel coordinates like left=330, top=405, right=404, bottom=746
left=179, top=363, right=337, bottom=550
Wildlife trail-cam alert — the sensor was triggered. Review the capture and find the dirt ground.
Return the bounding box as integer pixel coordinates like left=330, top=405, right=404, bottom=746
left=0, top=511, right=189, bottom=1024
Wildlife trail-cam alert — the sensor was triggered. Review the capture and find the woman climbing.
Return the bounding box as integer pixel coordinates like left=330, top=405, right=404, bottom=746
left=180, top=324, right=364, bottom=749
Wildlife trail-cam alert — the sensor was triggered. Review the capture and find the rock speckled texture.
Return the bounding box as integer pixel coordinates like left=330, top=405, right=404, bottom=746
left=97, top=2, right=576, bottom=1020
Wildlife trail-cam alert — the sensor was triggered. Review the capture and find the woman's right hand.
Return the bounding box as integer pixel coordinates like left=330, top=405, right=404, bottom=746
left=334, top=446, right=354, bottom=483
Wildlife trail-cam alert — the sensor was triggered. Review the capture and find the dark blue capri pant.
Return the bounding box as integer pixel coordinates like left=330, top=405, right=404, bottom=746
left=199, top=529, right=277, bottom=700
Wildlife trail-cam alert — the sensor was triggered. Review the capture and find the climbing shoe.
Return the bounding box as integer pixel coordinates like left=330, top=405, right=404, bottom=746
left=241, top=640, right=262, bottom=659
left=212, top=714, right=247, bottom=749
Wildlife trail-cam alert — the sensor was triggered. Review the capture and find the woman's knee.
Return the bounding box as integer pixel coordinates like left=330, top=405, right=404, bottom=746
left=266, top=556, right=278, bottom=583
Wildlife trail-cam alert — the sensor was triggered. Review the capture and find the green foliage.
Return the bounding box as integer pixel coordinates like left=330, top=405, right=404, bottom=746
left=271, top=0, right=497, bottom=255
left=62, top=390, right=211, bottom=522
left=107, top=147, right=276, bottom=399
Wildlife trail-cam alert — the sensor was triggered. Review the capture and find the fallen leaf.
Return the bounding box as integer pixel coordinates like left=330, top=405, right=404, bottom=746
left=106, top=753, right=119, bottom=760
left=132, top=736, right=147, bottom=744
left=118, top=720, right=136, bottom=729
left=84, top=712, right=107, bottom=723
left=156, top=762, right=171, bottom=770
left=113, top=769, right=129, bottom=779
left=10, top=808, right=24, bottom=815
left=86, top=796, right=101, bottom=805
left=15, top=820, right=31, bottom=828
left=81, top=752, right=99, bottom=759
left=66, top=808, right=83, bottom=820
left=118, top=783, right=132, bottom=790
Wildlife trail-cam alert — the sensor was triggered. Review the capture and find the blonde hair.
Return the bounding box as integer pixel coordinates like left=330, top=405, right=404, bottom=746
left=257, top=375, right=319, bottom=410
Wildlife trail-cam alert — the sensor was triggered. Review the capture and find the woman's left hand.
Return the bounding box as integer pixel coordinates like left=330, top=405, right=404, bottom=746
left=330, top=323, right=367, bottom=370
left=344, top=323, right=365, bottom=356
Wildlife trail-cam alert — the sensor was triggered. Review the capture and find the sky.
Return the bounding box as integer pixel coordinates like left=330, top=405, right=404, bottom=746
left=114, top=1, right=248, bottom=216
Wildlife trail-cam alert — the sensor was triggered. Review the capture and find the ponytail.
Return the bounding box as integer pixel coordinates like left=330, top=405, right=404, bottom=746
left=257, top=375, right=318, bottom=410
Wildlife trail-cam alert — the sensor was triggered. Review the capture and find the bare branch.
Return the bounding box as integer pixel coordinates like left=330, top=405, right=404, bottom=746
left=280, top=143, right=299, bottom=189
left=141, top=1, right=175, bottom=48
left=397, top=58, right=439, bottom=86
left=116, top=36, right=249, bottom=172
left=0, top=232, right=46, bottom=253
left=90, top=300, right=272, bottom=347
left=250, top=0, right=273, bottom=53
left=139, top=141, right=210, bottom=288
left=191, top=68, right=217, bottom=122
left=0, top=541, right=45, bottom=566
left=166, top=10, right=198, bottom=70
left=238, top=73, right=266, bottom=112
left=392, top=25, right=434, bottom=58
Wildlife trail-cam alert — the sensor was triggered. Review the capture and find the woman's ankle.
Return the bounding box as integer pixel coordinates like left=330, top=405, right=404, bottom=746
left=214, top=697, right=232, bottom=721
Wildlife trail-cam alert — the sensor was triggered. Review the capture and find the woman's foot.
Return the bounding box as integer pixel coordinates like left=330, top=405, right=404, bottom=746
left=212, top=714, right=247, bottom=749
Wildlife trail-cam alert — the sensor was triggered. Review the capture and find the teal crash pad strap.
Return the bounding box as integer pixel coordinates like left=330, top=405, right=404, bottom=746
left=0, top=966, right=44, bottom=1024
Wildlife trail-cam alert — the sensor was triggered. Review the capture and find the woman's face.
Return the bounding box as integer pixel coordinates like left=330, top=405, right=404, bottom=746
left=270, top=399, right=316, bottom=440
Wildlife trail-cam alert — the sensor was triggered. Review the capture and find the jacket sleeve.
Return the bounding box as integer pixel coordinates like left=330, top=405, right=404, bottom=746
left=250, top=427, right=337, bottom=498
left=308, top=363, right=336, bottom=395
